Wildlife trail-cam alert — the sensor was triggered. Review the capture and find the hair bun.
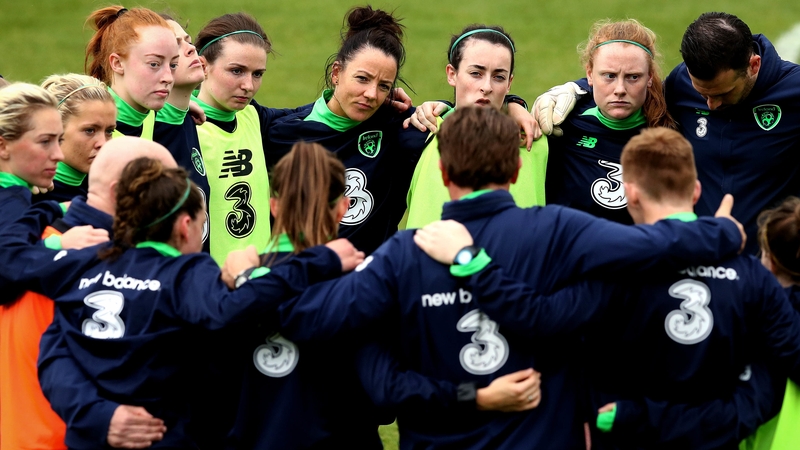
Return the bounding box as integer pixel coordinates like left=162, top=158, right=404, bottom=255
left=344, top=5, right=403, bottom=41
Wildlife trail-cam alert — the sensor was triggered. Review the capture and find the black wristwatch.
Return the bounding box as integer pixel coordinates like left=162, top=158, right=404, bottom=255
left=234, top=267, right=257, bottom=289
left=453, top=245, right=481, bottom=266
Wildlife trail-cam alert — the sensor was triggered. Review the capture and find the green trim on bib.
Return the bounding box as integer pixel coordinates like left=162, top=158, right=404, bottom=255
left=192, top=94, right=236, bottom=122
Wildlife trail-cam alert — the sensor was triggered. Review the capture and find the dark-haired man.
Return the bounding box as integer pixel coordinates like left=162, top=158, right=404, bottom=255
left=665, top=12, right=800, bottom=254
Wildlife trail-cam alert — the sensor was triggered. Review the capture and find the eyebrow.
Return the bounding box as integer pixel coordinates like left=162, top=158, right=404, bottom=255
left=227, top=62, right=266, bottom=71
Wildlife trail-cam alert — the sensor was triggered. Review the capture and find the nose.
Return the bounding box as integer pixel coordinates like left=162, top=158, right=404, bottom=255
left=706, top=97, right=722, bottom=110
left=613, top=78, right=626, bottom=96
left=96, top=132, right=110, bottom=148
left=363, top=82, right=378, bottom=100
left=480, top=76, right=492, bottom=94
left=186, top=43, right=196, bottom=57
left=162, top=66, right=174, bottom=86
left=241, top=76, right=254, bottom=92
left=52, top=140, right=64, bottom=162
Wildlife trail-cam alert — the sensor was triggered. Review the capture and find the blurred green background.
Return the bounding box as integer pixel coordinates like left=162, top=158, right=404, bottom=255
left=3, top=1, right=798, bottom=448
left=3, top=0, right=800, bottom=110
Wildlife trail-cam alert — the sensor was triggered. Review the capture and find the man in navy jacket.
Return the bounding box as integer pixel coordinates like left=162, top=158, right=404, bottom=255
left=274, top=106, right=746, bottom=449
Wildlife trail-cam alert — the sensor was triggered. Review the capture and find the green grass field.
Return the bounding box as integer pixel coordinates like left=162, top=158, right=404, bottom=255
left=2, top=1, right=798, bottom=448
left=3, top=0, right=800, bottom=109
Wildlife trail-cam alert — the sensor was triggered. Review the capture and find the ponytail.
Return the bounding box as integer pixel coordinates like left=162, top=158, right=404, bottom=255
left=101, top=157, right=202, bottom=260
left=85, top=6, right=170, bottom=83
left=324, top=6, right=405, bottom=92
left=268, top=142, right=345, bottom=258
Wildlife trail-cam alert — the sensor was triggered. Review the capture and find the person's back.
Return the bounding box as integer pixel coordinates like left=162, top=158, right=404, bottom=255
left=279, top=109, right=746, bottom=449
left=575, top=128, right=799, bottom=449
left=463, top=128, right=800, bottom=449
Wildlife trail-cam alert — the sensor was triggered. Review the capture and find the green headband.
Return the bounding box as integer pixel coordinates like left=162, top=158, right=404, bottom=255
left=198, top=30, right=264, bottom=55
left=449, top=29, right=515, bottom=63
left=593, top=39, right=653, bottom=57
left=57, top=85, right=99, bottom=107
left=144, top=178, right=192, bottom=228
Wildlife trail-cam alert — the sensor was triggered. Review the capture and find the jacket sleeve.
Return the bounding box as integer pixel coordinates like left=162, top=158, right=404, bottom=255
left=278, top=236, right=403, bottom=342
left=550, top=209, right=743, bottom=281
left=171, top=245, right=342, bottom=329
left=356, top=339, right=461, bottom=410
left=609, top=361, right=783, bottom=449
left=0, top=201, right=97, bottom=302
left=468, top=263, right=614, bottom=337
left=38, top=314, right=119, bottom=449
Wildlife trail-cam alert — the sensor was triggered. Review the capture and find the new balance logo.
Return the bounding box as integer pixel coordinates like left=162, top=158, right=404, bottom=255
left=577, top=136, right=598, bottom=148
left=219, top=149, right=253, bottom=178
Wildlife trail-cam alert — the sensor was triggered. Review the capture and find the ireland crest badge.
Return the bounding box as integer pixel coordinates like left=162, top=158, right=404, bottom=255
left=191, top=148, right=207, bottom=176
left=753, top=104, right=781, bottom=131
left=358, top=131, right=382, bottom=158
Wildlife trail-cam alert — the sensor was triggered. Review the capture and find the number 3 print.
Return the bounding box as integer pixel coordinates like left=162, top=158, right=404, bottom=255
left=457, top=309, right=509, bottom=375
left=82, top=290, right=126, bottom=339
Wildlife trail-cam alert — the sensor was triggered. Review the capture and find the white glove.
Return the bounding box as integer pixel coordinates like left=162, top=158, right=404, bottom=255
left=531, top=82, right=587, bottom=137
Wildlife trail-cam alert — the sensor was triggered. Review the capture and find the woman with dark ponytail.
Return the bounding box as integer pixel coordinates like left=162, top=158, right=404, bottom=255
left=4, top=156, right=363, bottom=449
left=224, top=141, right=369, bottom=449
left=267, top=5, right=431, bottom=256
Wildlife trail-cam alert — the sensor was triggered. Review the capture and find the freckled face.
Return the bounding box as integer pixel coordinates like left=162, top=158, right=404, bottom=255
left=113, top=25, right=180, bottom=113
left=587, top=43, right=651, bottom=120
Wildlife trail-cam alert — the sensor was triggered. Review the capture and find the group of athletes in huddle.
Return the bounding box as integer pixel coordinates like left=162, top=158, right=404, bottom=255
left=1, top=3, right=800, bottom=449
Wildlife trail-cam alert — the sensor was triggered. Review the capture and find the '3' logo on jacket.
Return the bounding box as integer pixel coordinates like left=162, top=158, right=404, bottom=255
left=219, top=149, right=254, bottom=178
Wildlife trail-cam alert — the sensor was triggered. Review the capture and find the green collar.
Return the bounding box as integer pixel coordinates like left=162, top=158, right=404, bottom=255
left=441, top=107, right=457, bottom=120
left=263, top=233, right=296, bottom=254
left=664, top=212, right=698, bottom=222
left=157, top=102, right=188, bottom=126
left=192, top=94, right=237, bottom=122
left=135, top=241, right=182, bottom=257
left=109, top=87, right=149, bottom=127
left=459, top=189, right=493, bottom=200
left=581, top=106, right=646, bottom=130
left=304, top=90, right=362, bottom=132
left=0, top=172, right=32, bottom=189
left=54, top=162, right=86, bottom=187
